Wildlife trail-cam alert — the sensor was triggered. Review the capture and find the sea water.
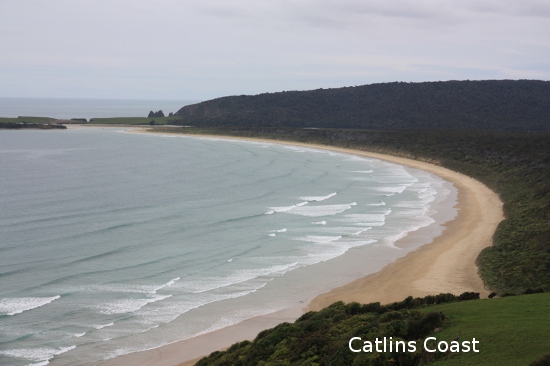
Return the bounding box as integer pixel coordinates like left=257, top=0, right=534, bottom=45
left=0, top=128, right=457, bottom=366
left=0, top=98, right=198, bottom=120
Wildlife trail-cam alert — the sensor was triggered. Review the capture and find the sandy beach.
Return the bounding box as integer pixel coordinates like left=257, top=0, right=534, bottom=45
left=95, top=131, right=504, bottom=366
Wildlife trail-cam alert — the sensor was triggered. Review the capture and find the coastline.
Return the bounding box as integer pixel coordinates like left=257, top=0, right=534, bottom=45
left=92, top=129, right=504, bottom=366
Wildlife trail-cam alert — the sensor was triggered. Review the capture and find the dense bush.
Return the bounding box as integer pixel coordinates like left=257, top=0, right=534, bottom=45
left=175, top=80, right=550, bottom=131
left=195, top=293, right=482, bottom=366
left=530, top=354, right=550, bottom=366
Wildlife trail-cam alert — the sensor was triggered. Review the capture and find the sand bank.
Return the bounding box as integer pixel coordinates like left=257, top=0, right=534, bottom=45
left=97, top=131, right=504, bottom=366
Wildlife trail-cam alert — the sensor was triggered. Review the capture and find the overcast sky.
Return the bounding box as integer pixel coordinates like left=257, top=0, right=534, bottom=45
left=1, top=0, right=549, bottom=100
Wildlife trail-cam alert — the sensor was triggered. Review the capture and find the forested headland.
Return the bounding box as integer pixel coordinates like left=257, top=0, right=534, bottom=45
left=0, top=116, right=74, bottom=129
left=175, top=80, right=550, bottom=131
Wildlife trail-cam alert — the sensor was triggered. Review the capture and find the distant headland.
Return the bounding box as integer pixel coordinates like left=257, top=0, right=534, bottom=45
left=0, top=119, right=68, bottom=129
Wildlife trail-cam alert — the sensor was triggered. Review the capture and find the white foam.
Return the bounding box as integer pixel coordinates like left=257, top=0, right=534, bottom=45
left=0, top=345, right=76, bottom=364
left=91, top=284, right=156, bottom=294
left=296, top=239, right=378, bottom=267
left=351, top=170, right=373, bottom=173
left=153, top=277, right=181, bottom=293
left=101, top=286, right=276, bottom=360
left=74, top=332, right=86, bottom=338
left=90, top=277, right=181, bottom=295
left=337, top=210, right=391, bottom=226
left=179, top=262, right=299, bottom=293
left=96, top=295, right=172, bottom=315
left=292, top=235, right=342, bottom=244
left=367, top=200, right=386, bottom=206
left=373, top=176, right=418, bottom=185
left=370, top=185, right=409, bottom=194
left=345, top=155, right=370, bottom=162
left=418, top=186, right=437, bottom=199
left=267, top=205, right=296, bottom=213
left=381, top=231, right=411, bottom=248
left=299, top=192, right=337, bottom=201
left=312, top=220, right=327, bottom=225
left=283, top=146, right=306, bottom=153
left=269, top=228, right=287, bottom=233
left=93, top=322, right=114, bottom=330
left=0, top=296, right=60, bottom=316
left=334, top=239, right=377, bottom=249
left=351, top=228, right=373, bottom=235
left=392, top=206, right=429, bottom=217
left=310, top=226, right=372, bottom=235
left=30, top=362, right=50, bottom=366
left=268, top=233, right=276, bottom=237
left=280, top=203, right=357, bottom=217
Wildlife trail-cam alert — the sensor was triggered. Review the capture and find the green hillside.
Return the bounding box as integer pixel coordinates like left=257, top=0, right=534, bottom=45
left=194, top=293, right=550, bottom=366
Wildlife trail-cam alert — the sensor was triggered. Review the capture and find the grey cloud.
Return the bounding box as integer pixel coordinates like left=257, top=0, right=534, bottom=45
left=0, top=0, right=549, bottom=99
left=512, top=0, right=550, bottom=17
left=455, top=0, right=550, bottom=17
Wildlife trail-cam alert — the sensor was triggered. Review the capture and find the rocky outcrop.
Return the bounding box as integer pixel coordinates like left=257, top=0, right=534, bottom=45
left=148, top=110, right=165, bottom=118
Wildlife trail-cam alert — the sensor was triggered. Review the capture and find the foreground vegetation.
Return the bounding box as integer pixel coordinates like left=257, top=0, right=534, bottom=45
left=195, top=293, right=550, bottom=366
left=151, top=126, right=550, bottom=295
left=422, top=293, right=550, bottom=366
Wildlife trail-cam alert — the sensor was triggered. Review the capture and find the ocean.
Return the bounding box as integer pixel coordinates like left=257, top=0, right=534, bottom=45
left=0, top=126, right=457, bottom=366
left=0, top=98, right=198, bottom=120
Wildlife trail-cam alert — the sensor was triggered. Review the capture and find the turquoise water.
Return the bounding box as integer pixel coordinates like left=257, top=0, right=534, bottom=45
left=0, top=128, right=456, bottom=365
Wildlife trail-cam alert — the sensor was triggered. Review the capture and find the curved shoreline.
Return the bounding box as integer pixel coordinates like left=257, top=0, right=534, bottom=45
left=99, top=131, right=504, bottom=366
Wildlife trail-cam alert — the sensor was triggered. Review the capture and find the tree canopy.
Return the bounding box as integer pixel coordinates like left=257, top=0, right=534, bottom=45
left=175, top=80, right=550, bottom=131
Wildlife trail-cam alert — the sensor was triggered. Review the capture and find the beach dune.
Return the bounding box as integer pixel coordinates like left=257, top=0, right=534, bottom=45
left=99, top=135, right=504, bottom=366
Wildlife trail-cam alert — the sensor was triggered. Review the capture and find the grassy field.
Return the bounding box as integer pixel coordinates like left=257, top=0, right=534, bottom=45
left=423, top=293, right=550, bottom=365
left=0, top=116, right=55, bottom=124
left=194, top=293, right=550, bottom=365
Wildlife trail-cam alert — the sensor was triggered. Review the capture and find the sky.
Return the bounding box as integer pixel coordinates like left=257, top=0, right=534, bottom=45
left=1, top=0, right=549, bottom=100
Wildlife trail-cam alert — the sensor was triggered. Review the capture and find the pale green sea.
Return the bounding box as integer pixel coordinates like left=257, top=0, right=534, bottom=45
left=0, top=128, right=456, bottom=365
